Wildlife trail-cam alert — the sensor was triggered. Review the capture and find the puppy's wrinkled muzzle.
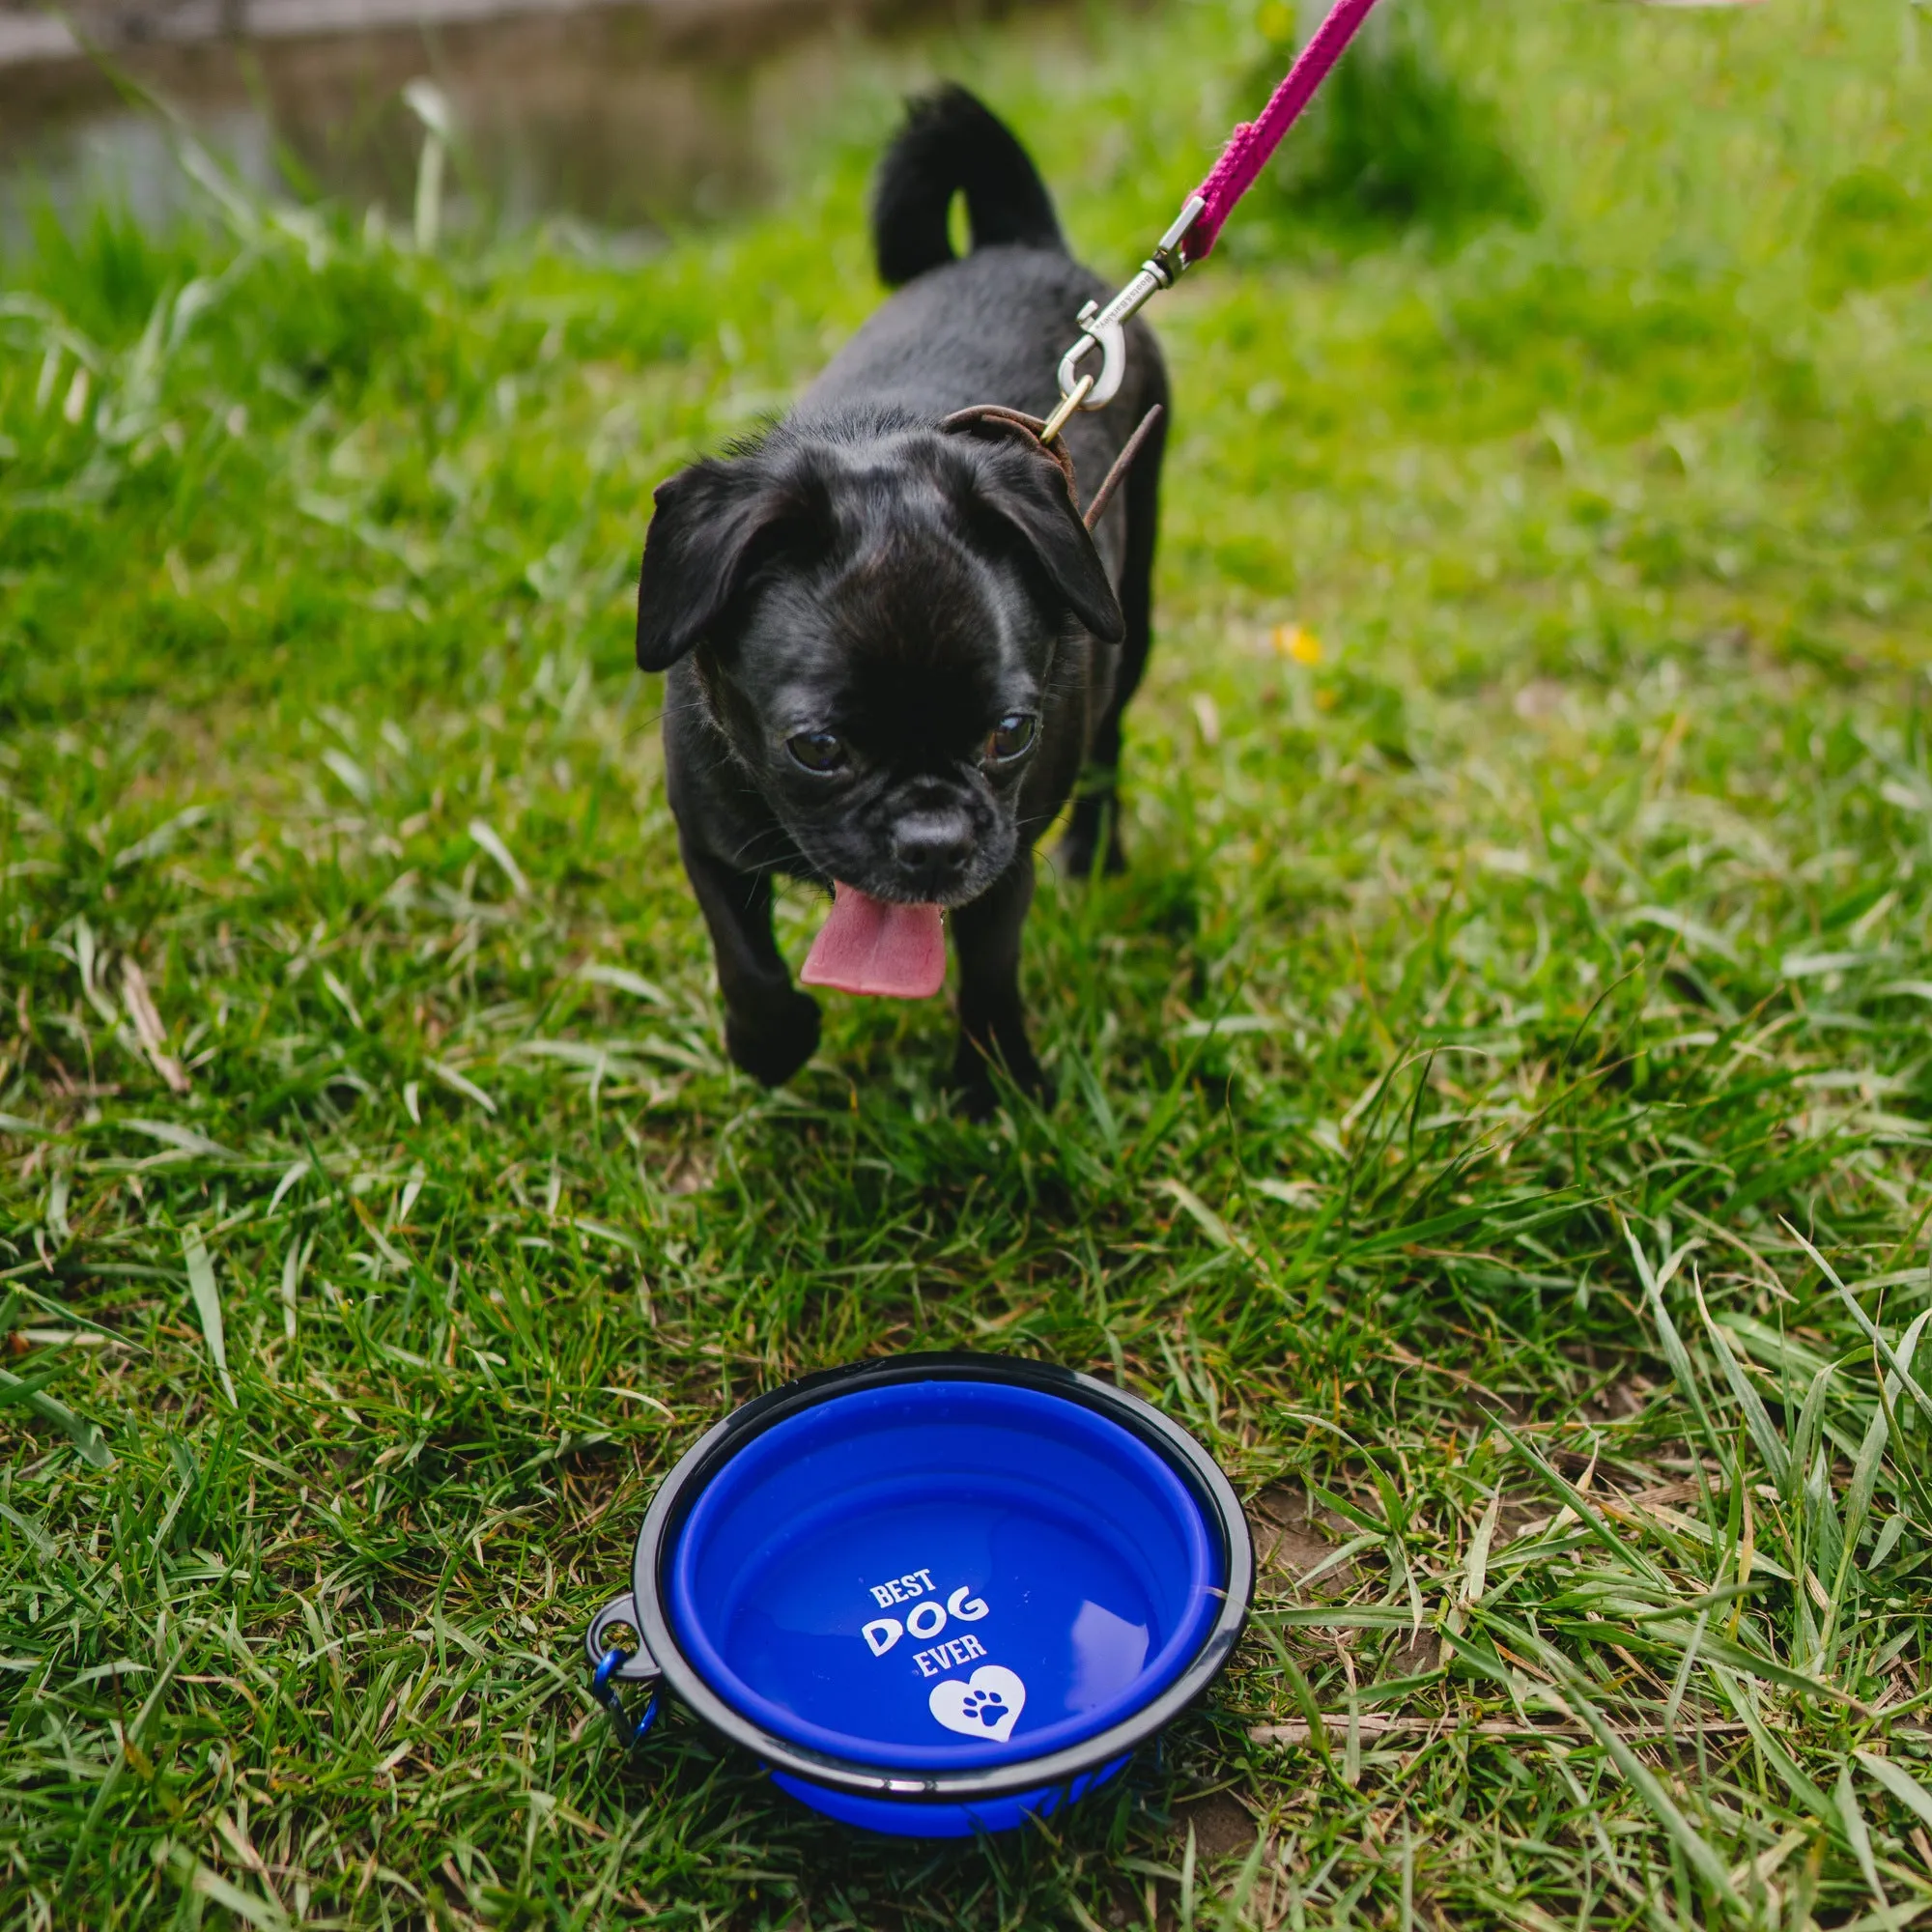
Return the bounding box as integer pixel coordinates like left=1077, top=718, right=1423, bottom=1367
left=801, top=883, right=947, bottom=999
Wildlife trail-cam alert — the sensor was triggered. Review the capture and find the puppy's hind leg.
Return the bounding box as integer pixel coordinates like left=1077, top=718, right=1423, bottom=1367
left=681, top=838, right=821, bottom=1087
left=951, top=855, right=1046, bottom=1116
left=1060, top=405, right=1165, bottom=883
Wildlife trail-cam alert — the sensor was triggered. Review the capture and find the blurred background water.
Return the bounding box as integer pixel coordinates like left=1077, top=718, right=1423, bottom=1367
left=0, top=0, right=1056, bottom=244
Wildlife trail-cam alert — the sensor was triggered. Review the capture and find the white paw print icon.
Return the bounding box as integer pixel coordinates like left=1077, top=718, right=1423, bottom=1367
left=929, top=1665, right=1026, bottom=1744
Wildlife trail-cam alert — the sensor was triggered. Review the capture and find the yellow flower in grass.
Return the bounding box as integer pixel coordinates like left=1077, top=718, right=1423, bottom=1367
left=1270, top=623, right=1324, bottom=667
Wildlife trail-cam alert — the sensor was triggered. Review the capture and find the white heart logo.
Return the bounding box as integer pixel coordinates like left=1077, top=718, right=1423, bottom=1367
left=928, top=1664, right=1027, bottom=1745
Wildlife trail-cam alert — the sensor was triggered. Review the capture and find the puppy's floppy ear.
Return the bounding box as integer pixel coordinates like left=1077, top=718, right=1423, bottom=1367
left=957, top=440, right=1125, bottom=645
left=636, top=452, right=822, bottom=672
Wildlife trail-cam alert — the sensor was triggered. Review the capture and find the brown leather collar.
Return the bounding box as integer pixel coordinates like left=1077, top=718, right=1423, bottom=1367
left=938, top=404, right=1080, bottom=503
left=939, top=402, right=1164, bottom=534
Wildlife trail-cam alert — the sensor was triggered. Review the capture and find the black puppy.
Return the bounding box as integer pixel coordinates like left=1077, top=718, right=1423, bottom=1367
left=636, top=86, right=1167, bottom=1110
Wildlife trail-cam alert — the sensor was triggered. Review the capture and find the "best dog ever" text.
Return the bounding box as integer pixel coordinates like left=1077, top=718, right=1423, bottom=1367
left=861, top=1570, right=993, bottom=1679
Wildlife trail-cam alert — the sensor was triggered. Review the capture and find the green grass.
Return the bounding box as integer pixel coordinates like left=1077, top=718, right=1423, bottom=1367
left=3, top=0, right=1932, bottom=1924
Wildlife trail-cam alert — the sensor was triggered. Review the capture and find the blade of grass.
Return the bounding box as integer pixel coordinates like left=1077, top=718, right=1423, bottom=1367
left=1854, top=1752, right=1932, bottom=1836
left=183, top=1228, right=237, bottom=1406
left=0, top=1366, right=115, bottom=1468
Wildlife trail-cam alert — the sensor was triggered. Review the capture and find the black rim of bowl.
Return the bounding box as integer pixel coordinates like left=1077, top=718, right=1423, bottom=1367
left=625, top=1350, right=1254, bottom=1805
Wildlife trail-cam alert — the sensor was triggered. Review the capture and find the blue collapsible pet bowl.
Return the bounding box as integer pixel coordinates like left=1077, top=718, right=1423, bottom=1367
left=582, top=1352, right=1252, bottom=1837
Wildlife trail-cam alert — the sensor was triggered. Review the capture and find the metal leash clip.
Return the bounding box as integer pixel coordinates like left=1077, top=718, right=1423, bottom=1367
left=1041, top=196, right=1206, bottom=444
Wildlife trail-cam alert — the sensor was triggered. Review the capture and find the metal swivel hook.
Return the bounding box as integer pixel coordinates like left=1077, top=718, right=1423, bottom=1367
left=1042, top=197, right=1205, bottom=444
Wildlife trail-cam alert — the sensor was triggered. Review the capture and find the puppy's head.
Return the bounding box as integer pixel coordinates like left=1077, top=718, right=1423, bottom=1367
left=637, top=414, right=1122, bottom=908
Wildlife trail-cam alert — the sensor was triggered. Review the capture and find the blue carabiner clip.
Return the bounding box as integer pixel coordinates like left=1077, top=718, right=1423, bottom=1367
left=592, top=1644, right=660, bottom=1752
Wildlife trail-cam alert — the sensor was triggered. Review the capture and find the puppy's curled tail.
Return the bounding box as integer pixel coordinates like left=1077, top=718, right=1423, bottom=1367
left=872, top=84, right=1065, bottom=289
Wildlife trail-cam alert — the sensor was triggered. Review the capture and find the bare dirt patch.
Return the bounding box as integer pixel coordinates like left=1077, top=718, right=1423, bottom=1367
left=1247, top=1486, right=1363, bottom=1597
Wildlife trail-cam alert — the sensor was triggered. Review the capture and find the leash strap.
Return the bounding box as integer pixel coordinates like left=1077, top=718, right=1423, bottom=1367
left=1181, top=0, right=1384, bottom=264
left=1043, top=0, right=1384, bottom=433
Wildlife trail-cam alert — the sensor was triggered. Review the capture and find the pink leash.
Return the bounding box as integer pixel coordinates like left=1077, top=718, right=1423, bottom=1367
left=1182, top=0, right=1384, bottom=264
left=1041, top=0, right=1385, bottom=444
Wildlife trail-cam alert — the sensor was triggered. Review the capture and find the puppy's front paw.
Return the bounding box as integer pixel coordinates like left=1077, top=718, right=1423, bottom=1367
left=725, top=990, right=821, bottom=1088
left=952, top=1033, right=1051, bottom=1119
left=1057, top=804, right=1125, bottom=883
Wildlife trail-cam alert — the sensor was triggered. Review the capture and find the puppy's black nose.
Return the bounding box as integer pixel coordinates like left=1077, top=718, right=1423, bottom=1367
left=893, top=810, right=976, bottom=886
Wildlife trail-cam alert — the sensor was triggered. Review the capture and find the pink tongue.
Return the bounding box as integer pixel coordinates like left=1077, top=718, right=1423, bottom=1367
left=801, top=883, right=946, bottom=999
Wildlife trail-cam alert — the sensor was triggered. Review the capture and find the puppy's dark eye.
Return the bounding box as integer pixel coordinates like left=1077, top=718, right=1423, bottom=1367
left=984, top=713, right=1037, bottom=764
left=786, top=731, right=847, bottom=775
